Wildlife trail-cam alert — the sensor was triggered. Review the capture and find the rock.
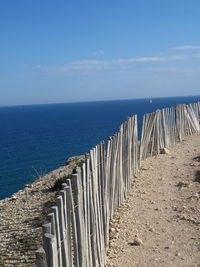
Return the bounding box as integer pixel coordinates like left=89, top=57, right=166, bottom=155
left=141, top=167, right=149, bottom=171
left=160, top=148, right=170, bottom=154
left=176, top=181, right=190, bottom=188
left=193, top=193, right=200, bottom=198
left=190, top=162, right=199, bottom=167
left=189, top=217, right=196, bottom=223
left=131, top=235, right=144, bottom=246
left=109, top=242, right=115, bottom=248
left=110, top=228, right=115, bottom=233
left=65, top=155, right=84, bottom=166
left=9, top=196, right=17, bottom=201
left=24, top=184, right=33, bottom=189
left=180, top=214, right=187, bottom=220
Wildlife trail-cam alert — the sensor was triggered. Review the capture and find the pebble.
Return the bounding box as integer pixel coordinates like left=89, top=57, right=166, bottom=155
left=175, top=252, right=181, bottom=256
left=132, top=235, right=144, bottom=246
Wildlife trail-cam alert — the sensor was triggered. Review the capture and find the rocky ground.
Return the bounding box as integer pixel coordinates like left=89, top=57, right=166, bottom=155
left=107, top=134, right=200, bottom=267
left=1, top=135, right=200, bottom=267
left=0, top=155, right=83, bottom=267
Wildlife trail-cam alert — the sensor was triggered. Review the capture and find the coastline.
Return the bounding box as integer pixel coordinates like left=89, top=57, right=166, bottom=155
left=1, top=96, right=200, bottom=202
left=0, top=155, right=84, bottom=266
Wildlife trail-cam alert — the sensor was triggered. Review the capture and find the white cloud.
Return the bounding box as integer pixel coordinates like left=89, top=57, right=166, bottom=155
left=32, top=55, right=186, bottom=75
left=32, top=65, right=48, bottom=70
left=170, top=45, right=200, bottom=50
left=192, top=53, right=200, bottom=58
left=92, top=50, right=105, bottom=56
left=113, top=55, right=184, bottom=63
left=72, top=55, right=185, bottom=66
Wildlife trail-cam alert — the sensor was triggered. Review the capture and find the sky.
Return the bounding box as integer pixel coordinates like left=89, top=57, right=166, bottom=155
left=0, top=0, right=200, bottom=106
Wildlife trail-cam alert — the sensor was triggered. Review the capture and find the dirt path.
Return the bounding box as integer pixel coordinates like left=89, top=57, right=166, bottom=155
left=107, top=134, right=200, bottom=267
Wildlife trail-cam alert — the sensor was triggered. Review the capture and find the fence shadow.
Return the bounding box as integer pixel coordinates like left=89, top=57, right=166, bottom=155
left=193, top=155, right=200, bottom=162
left=194, top=170, right=200, bottom=183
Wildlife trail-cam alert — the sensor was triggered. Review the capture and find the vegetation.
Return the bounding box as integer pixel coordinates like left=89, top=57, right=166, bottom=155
left=52, top=159, right=84, bottom=191
left=52, top=174, right=73, bottom=191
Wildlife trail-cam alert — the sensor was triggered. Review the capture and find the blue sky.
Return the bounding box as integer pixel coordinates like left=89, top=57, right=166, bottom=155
left=1, top=0, right=200, bottom=106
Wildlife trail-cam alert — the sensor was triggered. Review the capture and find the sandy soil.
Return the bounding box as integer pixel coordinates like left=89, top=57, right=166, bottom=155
left=107, top=134, right=200, bottom=267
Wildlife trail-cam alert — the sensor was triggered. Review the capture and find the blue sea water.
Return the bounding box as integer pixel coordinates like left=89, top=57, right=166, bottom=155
left=0, top=95, right=200, bottom=200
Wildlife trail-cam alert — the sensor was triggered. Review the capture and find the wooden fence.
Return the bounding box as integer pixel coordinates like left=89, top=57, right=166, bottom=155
left=36, top=115, right=139, bottom=267
left=140, top=102, right=200, bottom=160
left=36, top=101, right=200, bottom=267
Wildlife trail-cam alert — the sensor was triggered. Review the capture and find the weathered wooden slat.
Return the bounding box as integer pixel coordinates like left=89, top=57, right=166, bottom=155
left=47, top=213, right=59, bottom=266
left=35, top=248, right=47, bottom=267
left=42, top=223, right=51, bottom=267
left=44, top=233, right=57, bottom=267
left=71, top=172, right=87, bottom=267
left=51, top=206, right=62, bottom=267
left=63, top=185, right=73, bottom=266
left=56, top=196, right=68, bottom=267
left=66, top=179, right=80, bottom=267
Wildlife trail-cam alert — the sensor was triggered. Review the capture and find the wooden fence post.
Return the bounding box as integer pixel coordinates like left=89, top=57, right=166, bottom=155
left=71, top=172, right=87, bottom=267
left=51, top=206, right=62, bottom=267
left=66, top=179, right=80, bottom=267
left=63, top=185, right=73, bottom=266
left=44, top=233, right=57, bottom=267
left=42, top=223, right=51, bottom=267
left=47, top=213, right=59, bottom=266
left=56, top=195, right=68, bottom=267
left=35, top=248, right=47, bottom=267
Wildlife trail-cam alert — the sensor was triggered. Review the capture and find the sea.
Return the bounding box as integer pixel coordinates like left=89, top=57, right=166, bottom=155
left=0, top=95, right=200, bottom=200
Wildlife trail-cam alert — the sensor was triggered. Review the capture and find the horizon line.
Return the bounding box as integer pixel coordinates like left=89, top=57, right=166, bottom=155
left=0, top=94, right=200, bottom=108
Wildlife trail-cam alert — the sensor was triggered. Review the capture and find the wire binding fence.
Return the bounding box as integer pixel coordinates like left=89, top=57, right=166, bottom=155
left=140, top=102, right=200, bottom=160
left=36, top=101, right=200, bottom=267
left=36, top=116, right=138, bottom=267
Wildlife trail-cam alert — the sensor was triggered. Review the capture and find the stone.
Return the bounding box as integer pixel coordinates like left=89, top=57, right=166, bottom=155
left=149, top=227, right=154, bottom=232
left=132, top=235, right=144, bottom=246
left=160, top=148, right=170, bottom=154
left=175, top=252, right=181, bottom=256
left=9, top=196, right=17, bottom=201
